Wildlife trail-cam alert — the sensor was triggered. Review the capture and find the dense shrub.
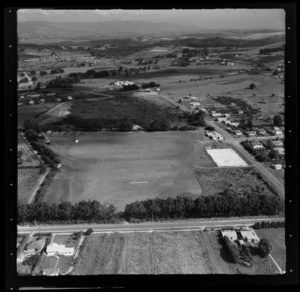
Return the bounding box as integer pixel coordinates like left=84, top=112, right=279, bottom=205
left=141, top=82, right=160, bottom=89
left=121, top=84, right=140, bottom=91
left=259, top=238, right=272, bottom=257
left=223, top=236, right=240, bottom=263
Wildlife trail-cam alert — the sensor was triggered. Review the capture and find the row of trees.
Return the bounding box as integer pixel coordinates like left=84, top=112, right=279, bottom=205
left=23, top=119, right=61, bottom=169
left=252, top=221, right=285, bottom=229
left=18, top=200, right=117, bottom=224
left=124, top=192, right=284, bottom=220
left=50, top=68, right=64, bottom=75
left=259, top=46, right=284, bottom=55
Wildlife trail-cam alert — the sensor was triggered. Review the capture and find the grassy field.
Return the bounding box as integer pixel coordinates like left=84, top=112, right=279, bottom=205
left=73, top=231, right=220, bottom=275
left=43, top=131, right=214, bottom=210
left=195, top=167, right=276, bottom=197
left=255, top=228, right=286, bottom=271
left=18, top=133, right=41, bottom=167
left=18, top=168, right=42, bottom=205
left=204, top=231, right=277, bottom=275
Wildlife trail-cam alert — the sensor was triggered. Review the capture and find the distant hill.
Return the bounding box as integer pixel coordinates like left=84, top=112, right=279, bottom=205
left=18, top=21, right=200, bottom=40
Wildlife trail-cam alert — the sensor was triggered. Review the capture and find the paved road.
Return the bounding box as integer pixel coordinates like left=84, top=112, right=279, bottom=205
left=210, top=122, right=285, bottom=197
left=18, top=217, right=284, bottom=234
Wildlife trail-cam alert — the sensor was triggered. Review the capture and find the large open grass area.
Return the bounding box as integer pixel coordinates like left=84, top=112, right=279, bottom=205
left=255, top=228, right=286, bottom=271
left=195, top=167, right=276, bottom=197
left=18, top=168, right=42, bottom=205
left=43, top=131, right=214, bottom=210
left=73, top=231, right=220, bottom=274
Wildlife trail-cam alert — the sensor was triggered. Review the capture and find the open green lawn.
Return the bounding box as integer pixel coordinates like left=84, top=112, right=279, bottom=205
left=43, top=131, right=212, bottom=210
left=255, top=228, right=286, bottom=271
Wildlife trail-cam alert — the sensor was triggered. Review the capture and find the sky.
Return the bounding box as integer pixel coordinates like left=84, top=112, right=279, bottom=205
left=17, top=9, right=285, bottom=30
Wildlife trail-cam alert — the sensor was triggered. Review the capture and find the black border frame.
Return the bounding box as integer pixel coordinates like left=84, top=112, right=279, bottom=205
left=5, top=3, right=298, bottom=289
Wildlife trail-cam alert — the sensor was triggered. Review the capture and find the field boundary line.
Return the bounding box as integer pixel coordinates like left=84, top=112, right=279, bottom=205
left=27, top=167, right=50, bottom=204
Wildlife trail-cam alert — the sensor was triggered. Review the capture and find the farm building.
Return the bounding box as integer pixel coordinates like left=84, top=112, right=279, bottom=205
left=272, top=164, right=282, bottom=170
left=216, top=116, right=227, bottom=123
left=46, top=243, right=75, bottom=256
left=256, top=128, right=266, bottom=135
left=29, top=100, right=35, bottom=105
left=238, top=110, right=243, bottom=114
left=270, top=140, right=284, bottom=147
left=220, top=230, right=238, bottom=242
left=67, top=96, right=73, bottom=101
left=225, top=120, right=239, bottom=127
left=240, top=229, right=260, bottom=243
left=211, top=112, right=222, bottom=117
left=115, top=81, right=134, bottom=86
left=206, top=131, right=224, bottom=141
left=268, top=129, right=283, bottom=135
left=46, top=93, right=56, bottom=97
left=232, top=129, right=243, bottom=136
left=132, top=125, right=143, bottom=131
left=245, top=130, right=256, bottom=137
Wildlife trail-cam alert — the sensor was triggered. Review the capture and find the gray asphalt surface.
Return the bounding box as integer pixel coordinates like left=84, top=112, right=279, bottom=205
left=18, top=216, right=284, bottom=234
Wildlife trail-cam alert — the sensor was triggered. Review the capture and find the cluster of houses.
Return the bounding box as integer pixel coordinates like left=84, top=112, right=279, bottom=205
left=18, top=92, right=72, bottom=106
left=220, top=227, right=260, bottom=246
left=114, top=80, right=135, bottom=87
left=17, top=232, right=85, bottom=276
left=219, top=59, right=234, bottom=66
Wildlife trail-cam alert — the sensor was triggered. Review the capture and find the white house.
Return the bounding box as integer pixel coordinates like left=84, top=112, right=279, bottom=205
left=220, top=230, right=238, bottom=242
left=46, top=243, right=75, bottom=256
left=206, top=131, right=224, bottom=141
left=233, top=129, right=243, bottom=136
left=240, top=229, right=260, bottom=243
left=248, top=141, right=265, bottom=150
left=67, top=96, right=73, bottom=101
